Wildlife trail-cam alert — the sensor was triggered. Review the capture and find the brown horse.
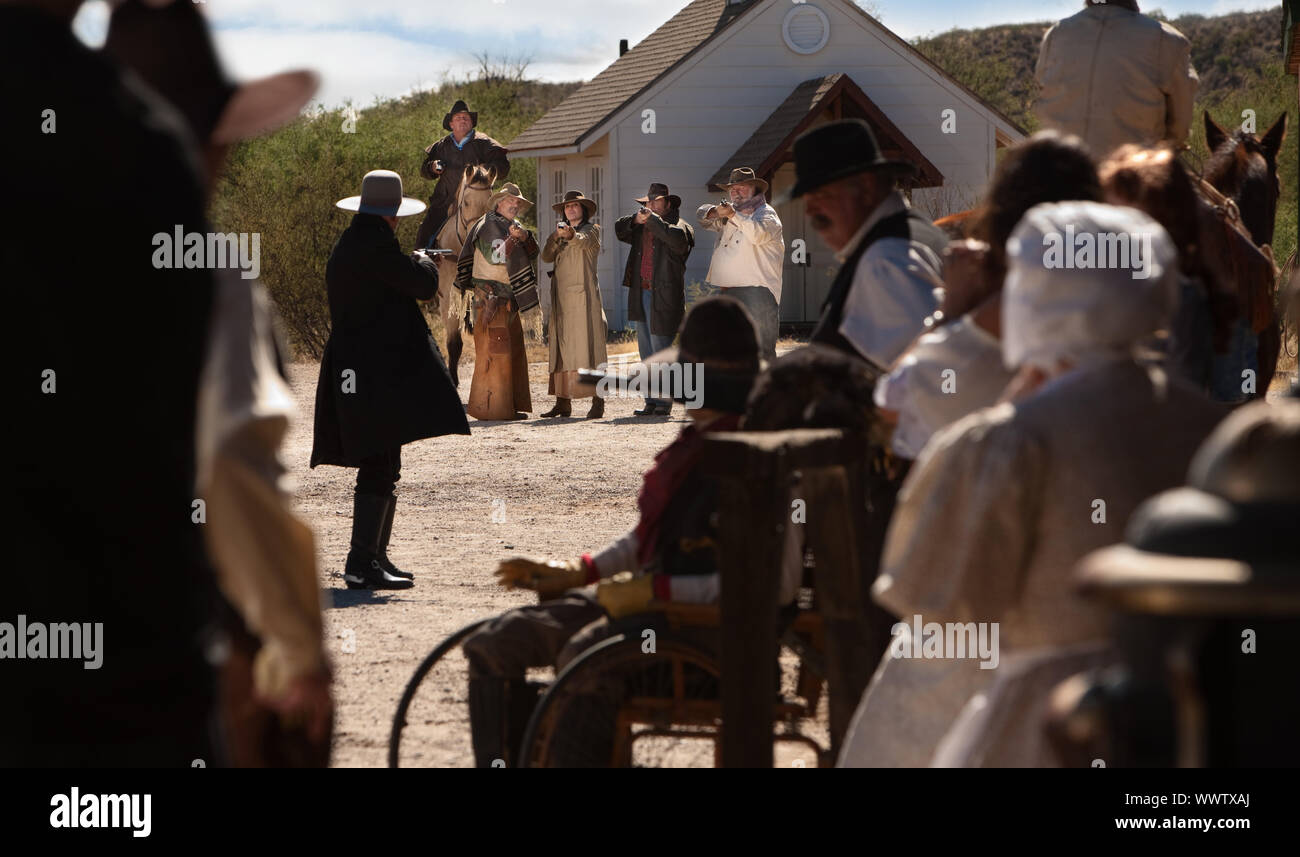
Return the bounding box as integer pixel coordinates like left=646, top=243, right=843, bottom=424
left=1203, top=111, right=1288, bottom=396
left=433, top=164, right=495, bottom=387
left=1204, top=111, right=1287, bottom=249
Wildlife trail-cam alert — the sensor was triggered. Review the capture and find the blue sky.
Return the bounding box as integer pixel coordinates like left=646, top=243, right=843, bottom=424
left=73, top=0, right=1282, bottom=109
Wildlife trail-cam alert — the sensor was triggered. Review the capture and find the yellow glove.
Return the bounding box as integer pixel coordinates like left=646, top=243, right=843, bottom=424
left=494, top=557, right=587, bottom=598
left=595, top=572, right=658, bottom=620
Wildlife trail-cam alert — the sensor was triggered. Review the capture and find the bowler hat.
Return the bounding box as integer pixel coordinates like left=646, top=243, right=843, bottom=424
left=104, top=0, right=318, bottom=145
left=335, top=170, right=427, bottom=217
left=443, top=99, right=478, bottom=132
left=776, top=119, right=916, bottom=204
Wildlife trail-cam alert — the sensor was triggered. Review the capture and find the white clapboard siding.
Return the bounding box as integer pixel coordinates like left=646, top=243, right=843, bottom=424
left=533, top=0, right=1021, bottom=329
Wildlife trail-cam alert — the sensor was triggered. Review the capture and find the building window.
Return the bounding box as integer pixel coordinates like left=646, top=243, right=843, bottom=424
left=553, top=168, right=565, bottom=206
left=588, top=164, right=604, bottom=250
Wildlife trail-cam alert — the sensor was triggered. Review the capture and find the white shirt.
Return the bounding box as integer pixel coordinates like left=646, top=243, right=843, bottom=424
left=696, top=202, right=785, bottom=302
left=835, top=191, right=943, bottom=370
left=874, top=314, right=1015, bottom=459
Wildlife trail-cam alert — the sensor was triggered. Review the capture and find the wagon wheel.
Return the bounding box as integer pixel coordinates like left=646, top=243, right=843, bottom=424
left=519, top=633, right=724, bottom=768
left=388, top=618, right=490, bottom=768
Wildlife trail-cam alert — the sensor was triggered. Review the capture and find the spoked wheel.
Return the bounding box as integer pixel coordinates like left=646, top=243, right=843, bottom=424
left=388, top=618, right=490, bottom=768
left=519, top=633, right=724, bottom=768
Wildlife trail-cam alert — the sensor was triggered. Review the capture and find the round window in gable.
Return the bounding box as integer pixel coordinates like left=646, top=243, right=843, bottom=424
left=782, top=4, right=830, bottom=55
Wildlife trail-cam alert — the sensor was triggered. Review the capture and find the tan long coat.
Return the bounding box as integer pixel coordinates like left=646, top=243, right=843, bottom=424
left=542, top=222, right=608, bottom=396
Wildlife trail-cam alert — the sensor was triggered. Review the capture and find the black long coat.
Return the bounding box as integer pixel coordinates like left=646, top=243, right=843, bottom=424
left=615, top=207, right=695, bottom=337
left=311, top=214, right=470, bottom=468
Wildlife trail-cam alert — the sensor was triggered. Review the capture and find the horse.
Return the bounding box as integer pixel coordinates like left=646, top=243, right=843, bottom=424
left=1203, top=111, right=1287, bottom=250
left=1201, top=111, right=1288, bottom=397
left=432, top=164, right=495, bottom=387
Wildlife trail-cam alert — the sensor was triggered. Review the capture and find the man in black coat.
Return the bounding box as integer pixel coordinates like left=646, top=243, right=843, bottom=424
left=312, top=170, right=470, bottom=590
left=615, top=183, right=695, bottom=416
left=414, top=99, right=511, bottom=251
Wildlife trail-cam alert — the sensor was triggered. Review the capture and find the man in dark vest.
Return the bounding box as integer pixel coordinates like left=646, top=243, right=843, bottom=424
left=312, top=170, right=470, bottom=590
left=414, top=99, right=511, bottom=251
left=781, top=119, right=947, bottom=370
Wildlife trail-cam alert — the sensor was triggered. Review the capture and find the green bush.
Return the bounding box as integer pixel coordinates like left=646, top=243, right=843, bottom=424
left=208, top=73, right=578, bottom=358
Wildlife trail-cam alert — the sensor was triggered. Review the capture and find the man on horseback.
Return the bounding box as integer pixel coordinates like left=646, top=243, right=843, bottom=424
left=415, top=99, right=511, bottom=251
left=1034, top=1, right=1198, bottom=158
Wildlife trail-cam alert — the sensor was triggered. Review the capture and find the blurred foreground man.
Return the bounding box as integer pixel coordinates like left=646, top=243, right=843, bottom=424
left=104, top=0, right=331, bottom=765
left=3, top=0, right=221, bottom=765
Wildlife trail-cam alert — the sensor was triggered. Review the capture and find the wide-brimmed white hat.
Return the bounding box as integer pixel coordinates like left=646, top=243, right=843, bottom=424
left=336, top=170, right=427, bottom=217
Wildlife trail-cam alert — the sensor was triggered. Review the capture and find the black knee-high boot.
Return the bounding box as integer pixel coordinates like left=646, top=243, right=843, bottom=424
left=343, top=493, right=412, bottom=590
left=376, top=494, right=414, bottom=581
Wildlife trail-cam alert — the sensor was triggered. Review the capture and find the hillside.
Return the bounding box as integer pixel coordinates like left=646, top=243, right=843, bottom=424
left=912, top=7, right=1296, bottom=266
left=209, top=73, right=581, bottom=357
left=213, top=9, right=1296, bottom=358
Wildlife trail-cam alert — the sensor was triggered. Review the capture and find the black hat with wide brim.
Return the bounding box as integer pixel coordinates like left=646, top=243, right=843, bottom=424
left=443, top=99, right=478, bottom=131
left=775, top=118, right=916, bottom=205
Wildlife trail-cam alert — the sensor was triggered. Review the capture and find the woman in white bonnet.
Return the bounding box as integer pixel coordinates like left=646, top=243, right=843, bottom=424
left=839, top=201, right=1230, bottom=767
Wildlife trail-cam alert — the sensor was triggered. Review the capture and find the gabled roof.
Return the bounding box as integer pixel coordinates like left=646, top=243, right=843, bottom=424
left=706, top=73, right=943, bottom=190
left=508, top=0, right=1027, bottom=156
left=507, top=0, right=755, bottom=153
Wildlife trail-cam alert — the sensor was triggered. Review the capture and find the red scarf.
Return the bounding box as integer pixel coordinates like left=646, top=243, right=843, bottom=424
left=633, top=413, right=741, bottom=567
left=639, top=227, right=655, bottom=286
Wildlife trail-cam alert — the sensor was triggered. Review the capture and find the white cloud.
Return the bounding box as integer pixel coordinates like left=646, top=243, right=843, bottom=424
left=211, top=26, right=608, bottom=108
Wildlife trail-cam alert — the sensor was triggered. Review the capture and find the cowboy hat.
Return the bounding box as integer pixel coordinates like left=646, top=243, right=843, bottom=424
left=634, top=182, right=681, bottom=209
left=777, top=119, right=917, bottom=204
left=488, top=182, right=533, bottom=212
left=336, top=170, right=427, bottom=217
left=719, top=167, right=769, bottom=195
left=443, top=99, right=478, bottom=132
left=102, top=0, right=318, bottom=145
left=551, top=190, right=597, bottom=217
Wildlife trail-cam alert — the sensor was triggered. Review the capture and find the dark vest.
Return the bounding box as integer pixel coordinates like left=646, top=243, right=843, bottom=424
left=651, top=468, right=721, bottom=578
left=809, top=207, right=949, bottom=359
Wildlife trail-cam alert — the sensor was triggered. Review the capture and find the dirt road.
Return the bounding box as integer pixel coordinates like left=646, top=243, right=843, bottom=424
left=285, top=356, right=683, bottom=767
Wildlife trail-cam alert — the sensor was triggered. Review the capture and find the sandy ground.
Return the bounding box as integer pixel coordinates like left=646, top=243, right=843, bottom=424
left=288, top=339, right=1298, bottom=768
left=286, top=353, right=693, bottom=767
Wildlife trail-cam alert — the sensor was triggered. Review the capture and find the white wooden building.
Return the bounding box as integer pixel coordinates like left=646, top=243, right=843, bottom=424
left=508, top=0, right=1025, bottom=330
